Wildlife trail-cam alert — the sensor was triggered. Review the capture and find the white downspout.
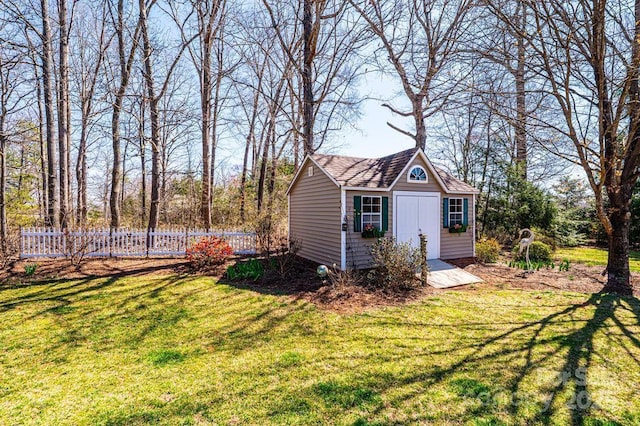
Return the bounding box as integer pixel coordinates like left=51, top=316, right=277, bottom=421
left=472, top=193, right=476, bottom=258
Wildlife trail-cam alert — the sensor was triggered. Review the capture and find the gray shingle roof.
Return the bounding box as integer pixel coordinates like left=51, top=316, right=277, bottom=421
left=431, top=166, right=478, bottom=193
left=311, top=148, right=477, bottom=193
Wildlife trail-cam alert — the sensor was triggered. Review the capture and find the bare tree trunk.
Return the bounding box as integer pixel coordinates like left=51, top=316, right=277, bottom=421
left=57, top=0, right=70, bottom=228
left=209, top=36, right=224, bottom=221
left=139, top=0, right=161, bottom=232
left=238, top=65, right=264, bottom=224
left=110, top=0, right=140, bottom=229
left=605, top=203, right=632, bottom=294
left=42, top=0, right=59, bottom=228
left=76, top=10, right=108, bottom=227
left=302, top=0, right=314, bottom=154
left=413, top=97, right=426, bottom=150
left=31, top=51, right=48, bottom=221
left=139, top=98, right=147, bottom=226
left=76, top=122, right=87, bottom=225
left=239, top=134, right=251, bottom=223
left=200, top=16, right=212, bottom=229
left=0, top=131, right=6, bottom=255
left=514, top=4, right=527, bottom=180
left=256, top=121, right=272, bottom=212
left=291, top=82, right=300, bottom=170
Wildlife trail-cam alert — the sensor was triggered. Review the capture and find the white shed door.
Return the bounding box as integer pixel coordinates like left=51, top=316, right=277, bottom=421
left=395, top=194, right=440, bottom=259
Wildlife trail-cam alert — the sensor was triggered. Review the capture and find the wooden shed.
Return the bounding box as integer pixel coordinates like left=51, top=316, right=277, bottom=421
left=286, top=147, right=480, bottom=270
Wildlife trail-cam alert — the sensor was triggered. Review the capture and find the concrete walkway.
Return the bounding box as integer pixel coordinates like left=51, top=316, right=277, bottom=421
left=425, top=259, right=483, bottom=289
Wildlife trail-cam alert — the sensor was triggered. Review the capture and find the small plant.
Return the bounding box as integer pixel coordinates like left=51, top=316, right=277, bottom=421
left=508, top=259, right=555, bottom=271
left=269, top=238, right=300, bottom=279
left=558, top=258, right=570, bottom=272
left=24, top=263, right=38, bottom=276
left=226, top=258, right=264, bottom=281
left=368, top=237, right=422, bottom=290
left=475, top=238, right=500, bottom=263
left=325, top=264, right=364, bottom=288
left=513, top=241, right=553, bottom=262
left=186, top=236, right=234, bottom=269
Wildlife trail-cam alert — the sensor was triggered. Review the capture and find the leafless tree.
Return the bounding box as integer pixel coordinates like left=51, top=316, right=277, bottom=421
left=513, top=0, right=640, bottom=294
left=108, top=0, right=141, bottom=229
left=170, top=0, right=227, bottom=229
left=138, top=0, right=197, bottom=232
left=0, top=41, right=28, bottom=255
left=42, top=0, right=59, bottom=227
left=262, top=0, right=366, bottom=155
left=349, top=0, right=472, bottom=150
left=71, top=0, right=112, bottom=226
left=57, top=0, right=75, bottom=228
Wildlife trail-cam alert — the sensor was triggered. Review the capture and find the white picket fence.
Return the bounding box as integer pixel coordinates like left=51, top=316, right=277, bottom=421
left=19, top=227, right=257, bottom=258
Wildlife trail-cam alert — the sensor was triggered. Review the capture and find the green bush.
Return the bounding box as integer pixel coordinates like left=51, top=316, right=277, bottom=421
left=368, top=238, right=422, bottom=290
left=226, top=258, right=264, bottom=280
left=475, top=238, right=501, bottom=263
left=530, top=227, right=557, bottom=250
left=24, top=263, right=38, bottom=276
left=513, top=241, right=552, bottom=262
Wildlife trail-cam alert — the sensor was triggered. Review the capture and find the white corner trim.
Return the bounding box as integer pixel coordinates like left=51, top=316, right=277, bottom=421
left=340, top=188, right=347, bottom=270
left=472, top=193, right=476, bottom=258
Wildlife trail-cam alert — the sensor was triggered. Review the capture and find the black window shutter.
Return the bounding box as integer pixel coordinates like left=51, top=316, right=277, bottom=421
left=353, top=196, right=362, bottom=232
left=382, top=196, right=389, bottom=231
left=443, top=198, right=449, bottom=228
left=463, top=198, right=469, bottom=226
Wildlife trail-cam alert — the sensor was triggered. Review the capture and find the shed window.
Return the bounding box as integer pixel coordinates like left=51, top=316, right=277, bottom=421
left=449, top=198, right=463, bottom=226
left=361, top=196, right=382, bottom=229
left=307, top=166, right=314, bottom=177
left=408, top=166, right=427, bottom=182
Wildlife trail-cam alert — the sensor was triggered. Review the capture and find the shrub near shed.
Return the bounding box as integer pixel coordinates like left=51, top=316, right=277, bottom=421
left=475, top=238, right=500, bottom=263
left=513, top=241, right=553, bottom=262
left=186, top=236, right=234, bottom=269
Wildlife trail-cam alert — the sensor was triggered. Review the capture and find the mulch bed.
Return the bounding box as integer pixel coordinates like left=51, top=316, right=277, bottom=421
left=2, top=255, right=638, bottom=313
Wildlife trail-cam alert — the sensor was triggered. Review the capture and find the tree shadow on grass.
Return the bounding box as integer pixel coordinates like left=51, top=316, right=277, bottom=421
left=305, top=292, right=640, bottom=425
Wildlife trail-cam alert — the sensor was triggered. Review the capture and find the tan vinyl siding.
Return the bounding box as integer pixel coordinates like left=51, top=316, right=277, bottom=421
left=289, top=161, right=341, bottom=266
left=392, top=159, right=442, bottom=192
left=440, top=196, right=475, bottom=259
left=345, top=190, right=392, bottom=269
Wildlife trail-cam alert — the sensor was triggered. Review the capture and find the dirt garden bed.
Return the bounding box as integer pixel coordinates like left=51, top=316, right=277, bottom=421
left=2, top=255, right=638, bottom=313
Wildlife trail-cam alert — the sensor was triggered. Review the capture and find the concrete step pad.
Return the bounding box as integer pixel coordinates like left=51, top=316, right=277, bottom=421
left=424, top=259, right=483, bottom=289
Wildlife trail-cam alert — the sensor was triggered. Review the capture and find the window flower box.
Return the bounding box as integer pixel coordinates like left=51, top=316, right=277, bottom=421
left=362, top=224, right=385, bottom=238
left=448, top=223, right=468, bottom=234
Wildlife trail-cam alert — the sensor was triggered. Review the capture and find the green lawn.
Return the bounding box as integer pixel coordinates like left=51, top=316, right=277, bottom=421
left=555, top=246, right=640, bottom=272
left=1, top=274, right=639, bottom=425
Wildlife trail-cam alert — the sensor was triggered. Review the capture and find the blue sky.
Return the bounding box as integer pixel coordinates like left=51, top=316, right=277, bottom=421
left=337, top=96, right=417, bottom=158
left=332, top=74, right=416, bottom=158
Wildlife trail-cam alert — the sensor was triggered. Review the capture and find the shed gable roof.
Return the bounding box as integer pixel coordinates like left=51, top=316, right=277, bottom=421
left=287, top=147, right=478, bottom=194
left=297, top=148, right=478, bottom=194
left=312, top=148, right=418, bottom=188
